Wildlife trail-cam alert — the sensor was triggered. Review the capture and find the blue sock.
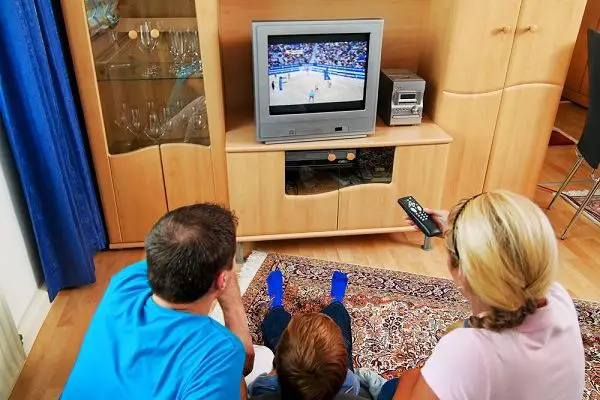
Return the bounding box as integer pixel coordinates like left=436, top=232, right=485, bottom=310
left=267, top=269, right=284, bottom=308
left=331, top=271, right=348, bottom=303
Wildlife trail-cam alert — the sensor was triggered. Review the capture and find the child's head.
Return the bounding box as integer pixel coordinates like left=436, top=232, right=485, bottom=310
left=275, top=313, right=348, bottom=400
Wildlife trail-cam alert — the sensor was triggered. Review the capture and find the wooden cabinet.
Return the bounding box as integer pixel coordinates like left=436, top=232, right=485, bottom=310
left=564, top=0, right=600, bottom=107
left=421, top=0, right=586, bottom=204
left=435, top=91, right=503, bottom=206
left=338, top=145, right=448, bottom=230
left=227, top=152, right=339, bottom=237
left=160, top=144, right=215, bottom=210
left=226, top=121, right=452, bottom=241
left=506, top=0, right=588, bottom=87
left=441, top=0, right=521, bottom=94
left=61, top=0, right=228, bottom=247
left=484, top=84, right=563, bottom=197
left=109, top=148, right=168, bottom=242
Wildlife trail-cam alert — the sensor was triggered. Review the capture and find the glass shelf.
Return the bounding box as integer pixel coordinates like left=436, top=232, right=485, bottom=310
left=95, top=36, right=202, bottom=82
left=284, top=147, right=395, bottom=195
left=86, top=1, right=212, bottom=155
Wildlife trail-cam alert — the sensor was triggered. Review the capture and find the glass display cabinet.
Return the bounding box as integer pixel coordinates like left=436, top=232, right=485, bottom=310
left=61, top=0, right=227, bottom=247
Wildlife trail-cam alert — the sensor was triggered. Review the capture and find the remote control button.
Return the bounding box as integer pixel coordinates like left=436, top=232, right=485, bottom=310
left=417, top=205, right=423, bottom=212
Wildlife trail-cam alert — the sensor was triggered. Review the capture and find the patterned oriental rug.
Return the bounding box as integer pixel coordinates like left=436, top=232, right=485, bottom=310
left=562, top=189, right=600, bottom=227
left=241, top=253, right=600, bottom=399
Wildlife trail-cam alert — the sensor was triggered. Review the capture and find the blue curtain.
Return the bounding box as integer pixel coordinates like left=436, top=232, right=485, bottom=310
left=0, top=0, right=107, bottom=299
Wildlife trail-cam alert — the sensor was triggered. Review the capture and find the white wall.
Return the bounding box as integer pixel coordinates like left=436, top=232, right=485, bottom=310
left=0, top=124, right=42, bottom=327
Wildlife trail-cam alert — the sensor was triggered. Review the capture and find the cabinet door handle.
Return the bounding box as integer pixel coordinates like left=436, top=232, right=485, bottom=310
left=128, top=30, right=138, bottom=40
left=500, top=25, right=512, bottom=33
left=528, top=24, right=539, bottom=33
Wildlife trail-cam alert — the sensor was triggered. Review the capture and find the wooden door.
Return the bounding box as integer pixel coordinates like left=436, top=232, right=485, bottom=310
left=434, top=91, right=504, bottom=208
left=109, top=147, right=169, bottom=243
left=432, top=0, right=521, bottom=93
left=161, top=144, right=216, bottom=210
left=338, top=145, right=449, bottom=230
left=505, top=0, right=587, bottom=87
left=227, top=151, right=338, bottom=238
left=484, top=84, right=563, bottom=196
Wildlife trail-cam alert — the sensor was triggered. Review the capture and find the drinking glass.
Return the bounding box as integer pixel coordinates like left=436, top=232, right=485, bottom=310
left=159, top=106, right=175, bottom=139
left=105, top=0, right=120, bottom=44
left=184, top=100, right=209, bottom=145
left=168, top=29, right=185, bottom=75
left=127, top=107, right=144, bottom=143
left=138, top=22, right=159, bottom=78
left=145, top=111, right=162, bottom=141
left=113, top=102, right=136, bottom=151
left=185, top=30, right=202, bottom=75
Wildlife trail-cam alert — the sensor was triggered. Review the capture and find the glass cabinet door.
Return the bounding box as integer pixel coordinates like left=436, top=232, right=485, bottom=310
left=86, top=0, right=209, bottom=154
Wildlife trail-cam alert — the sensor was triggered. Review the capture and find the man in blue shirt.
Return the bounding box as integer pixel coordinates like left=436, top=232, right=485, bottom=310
left=62, top=204, right=254, bottom=399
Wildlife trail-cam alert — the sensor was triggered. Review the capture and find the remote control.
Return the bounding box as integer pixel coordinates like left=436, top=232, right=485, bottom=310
left=397, top=196, right=442, bottom=237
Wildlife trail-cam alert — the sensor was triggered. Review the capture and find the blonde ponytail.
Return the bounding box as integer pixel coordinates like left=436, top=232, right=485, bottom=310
left=445, top=191, right=558, bottom=331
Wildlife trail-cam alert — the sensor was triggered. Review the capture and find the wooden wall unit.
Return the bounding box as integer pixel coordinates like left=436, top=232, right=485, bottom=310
left=420, top=0, right=586, bottom=206
left=61, top=0, right=229, bottom=248
left=564, top=0, right=600, bottom=107
left=61, top=0, right=585, bottom=247
left=226, top=120, right=452, bottom=241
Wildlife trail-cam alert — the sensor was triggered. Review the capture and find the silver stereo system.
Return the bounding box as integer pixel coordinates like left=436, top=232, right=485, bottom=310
left=377, top=69, right=425, bottom=126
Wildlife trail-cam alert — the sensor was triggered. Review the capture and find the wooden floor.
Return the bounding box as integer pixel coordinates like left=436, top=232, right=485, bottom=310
left=554, top=101, right=587, bottom=142
left=10, top=146, right=600, bottom=400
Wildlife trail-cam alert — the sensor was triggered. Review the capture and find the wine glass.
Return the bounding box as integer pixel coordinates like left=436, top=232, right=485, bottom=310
left=184, top=100, right=209, bottom=145
left=186, top=30, right=202, bottom=75
left=145, top=111, right=162, bottom=142
left=168, top=29, right=185, bottom=75
left=127, top=107, right=144, bottom=144
left=138, top=22, right=159, bottom=78
left=105, top=0, right=120, bottom=44
left=114, top=102, right=135, bottom=151
left=159, top=106, right=175, bottom=140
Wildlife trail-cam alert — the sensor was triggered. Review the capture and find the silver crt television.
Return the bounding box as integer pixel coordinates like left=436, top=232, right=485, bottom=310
left=252, top=19, right=384, bottom=143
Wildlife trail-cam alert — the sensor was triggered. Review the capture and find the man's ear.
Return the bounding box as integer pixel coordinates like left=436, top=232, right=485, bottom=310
left=215, top=270, right=229, bottom=293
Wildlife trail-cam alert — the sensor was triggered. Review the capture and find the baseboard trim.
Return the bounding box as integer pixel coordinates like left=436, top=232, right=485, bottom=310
left=18, top=287, right=51, bottom=355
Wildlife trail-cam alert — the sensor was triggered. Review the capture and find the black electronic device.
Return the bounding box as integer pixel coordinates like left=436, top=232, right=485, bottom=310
left=397, top=196, right=442, bottom=237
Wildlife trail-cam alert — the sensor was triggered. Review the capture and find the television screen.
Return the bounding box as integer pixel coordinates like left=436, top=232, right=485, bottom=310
left=267, top=33, right=369, bottom=115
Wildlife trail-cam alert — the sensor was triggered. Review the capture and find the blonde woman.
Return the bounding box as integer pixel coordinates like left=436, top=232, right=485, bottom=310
left=379, top=190, right=585, bottom=400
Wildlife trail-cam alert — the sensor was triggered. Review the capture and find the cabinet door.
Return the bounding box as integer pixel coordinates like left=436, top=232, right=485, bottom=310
left=338, top=145, right=449, bottom=230
left=438, top=0, right=521, bottom=93
left=484, top=84, right=563, bottom=196
left=227, top=152, right=338, bottom=237
left=109, top=147, right=168, bottom=242
left=161, top=144, right=216, bottom=210
left=506, top=0, right=587, bottom=87
left=434, top=91, right=503, bottom=208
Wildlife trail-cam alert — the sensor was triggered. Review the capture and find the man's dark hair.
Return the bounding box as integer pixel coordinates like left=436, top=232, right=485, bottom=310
left=145, top=203, right=237, bottom=304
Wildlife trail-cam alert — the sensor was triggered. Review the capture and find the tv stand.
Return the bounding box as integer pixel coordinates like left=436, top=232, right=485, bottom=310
left=226, top=117, right=452, bottom=245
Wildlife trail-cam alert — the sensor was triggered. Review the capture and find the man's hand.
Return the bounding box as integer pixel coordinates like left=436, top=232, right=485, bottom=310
left=219, top=272, right=255, bottom=376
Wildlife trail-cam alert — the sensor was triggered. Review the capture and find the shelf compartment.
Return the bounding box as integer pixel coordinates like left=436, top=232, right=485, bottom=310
left=95, top=38, right=202, bottom=82
left=284, top=147, right=394, bottom=196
